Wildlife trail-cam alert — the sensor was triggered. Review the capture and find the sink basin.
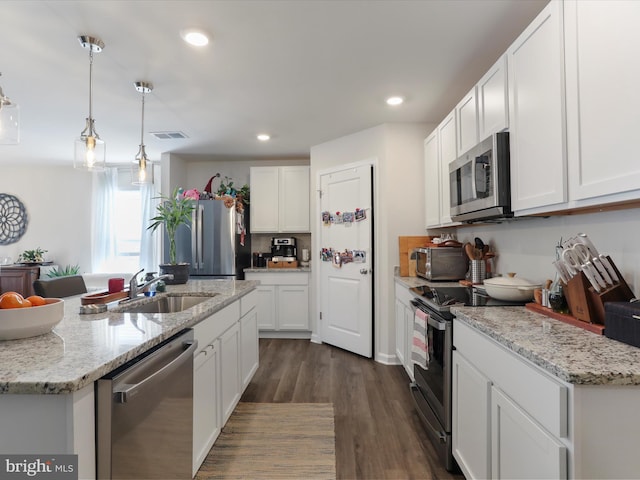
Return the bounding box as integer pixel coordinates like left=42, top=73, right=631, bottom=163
left=120, top=294, right=213, bottom=314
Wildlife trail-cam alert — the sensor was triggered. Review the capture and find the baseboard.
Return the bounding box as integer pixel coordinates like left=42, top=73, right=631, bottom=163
left=376, top=352, right=401, bottom=365
left=259, top=331, right=312, bottom=339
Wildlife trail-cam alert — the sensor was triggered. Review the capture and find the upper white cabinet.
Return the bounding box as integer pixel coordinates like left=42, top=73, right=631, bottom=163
left=424, top=131, right=440, bottom=228
left=478, top=55, right=509, bottom=141
left=456, top=87, right=479, bottom=156
left=439, top=112, right=457, bottom=226
left=508, top=0, right=567, bottom=214
left=250, top=166, right=310, bottom=233
left=425, top=112, right=458, bottom=228
left=564, top=0, right=640, bottom=203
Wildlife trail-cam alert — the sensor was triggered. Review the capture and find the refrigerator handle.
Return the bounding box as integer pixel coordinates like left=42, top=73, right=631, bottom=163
left=191, top=209, right=198, bottom=269
left=198, top=204, right=204, bottom=268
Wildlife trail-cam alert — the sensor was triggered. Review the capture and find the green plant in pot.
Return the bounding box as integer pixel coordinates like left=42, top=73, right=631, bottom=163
left=147, top=187, right=195, bottom=284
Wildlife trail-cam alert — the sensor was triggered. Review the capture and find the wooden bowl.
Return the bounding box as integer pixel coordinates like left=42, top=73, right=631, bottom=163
left=0, top=298, right=64, bottom=340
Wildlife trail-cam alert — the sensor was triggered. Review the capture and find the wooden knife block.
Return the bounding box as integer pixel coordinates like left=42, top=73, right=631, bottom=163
left=564, top=257, right=634, bottom=324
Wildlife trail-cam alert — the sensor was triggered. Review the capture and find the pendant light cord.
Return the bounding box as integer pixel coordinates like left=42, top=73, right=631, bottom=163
left=88, top=48, right=94, bottom=124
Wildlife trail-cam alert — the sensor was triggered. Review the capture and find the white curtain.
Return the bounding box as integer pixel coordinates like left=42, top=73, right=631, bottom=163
left=139, top=167, right=160, bottom=272
left=91, top=167, right=118, bottom=272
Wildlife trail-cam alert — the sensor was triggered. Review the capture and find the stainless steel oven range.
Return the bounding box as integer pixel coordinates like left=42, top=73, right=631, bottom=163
left=408, top=285, right=526, bottom=472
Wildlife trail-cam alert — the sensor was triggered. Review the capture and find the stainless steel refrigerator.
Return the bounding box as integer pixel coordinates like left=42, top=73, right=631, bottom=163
left=166, top=199, right=251, bottom=279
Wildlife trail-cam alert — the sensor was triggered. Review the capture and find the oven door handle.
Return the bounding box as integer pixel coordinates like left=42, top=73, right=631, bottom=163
left=410, top=300, right=447, bottom=331
left=409, top=383, right=447, bottom=443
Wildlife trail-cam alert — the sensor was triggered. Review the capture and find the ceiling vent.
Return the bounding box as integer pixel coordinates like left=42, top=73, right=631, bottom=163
left=150, top=131, right=188, bottom=140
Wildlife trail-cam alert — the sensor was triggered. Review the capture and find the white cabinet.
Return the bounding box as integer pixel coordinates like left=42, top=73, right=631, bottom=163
left=240, top=291, right=259, bottom=390
left=564, top=0, right=640, bottom=203
left=250, top=166, right=310, bottom=233
left=491, top=386, right=567, bottom=479
left=452, top=351, right=491, bottom=480
left=453, top=320, right=568, bottom=479
left=245, top=272, right=310, bottom=335
left=424, top=112, right=458, bottom=228
left=394, top=282, right=416, bottom=380
left=424, top=131, right=440, bottom=228
left=508, top=0, right=567, bottom=214
left=192, top=338, right=220, bottom=476
left=192, top=292, right=259, bottom=474
left=220, top=322, right=241, bottom=425
left=438, top=112, right=457, bottom=226
left=456, top=87, right=478, bottom=156
left=478, top=55, right=509, bottom=141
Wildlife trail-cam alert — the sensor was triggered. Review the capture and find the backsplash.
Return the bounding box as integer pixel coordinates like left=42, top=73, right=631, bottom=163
left=433, top=207, right=640, bottom=296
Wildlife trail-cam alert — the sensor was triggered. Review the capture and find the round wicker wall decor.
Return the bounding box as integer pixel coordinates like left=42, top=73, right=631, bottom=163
left=0, top=193, right=28, bottom=245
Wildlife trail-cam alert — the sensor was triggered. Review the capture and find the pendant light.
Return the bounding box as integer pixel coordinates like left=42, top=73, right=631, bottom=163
left=74, top=35, right=106, bottom=171
left=0, top=73, right=20, bottom=145
left=132, top=81, right=153, bottom=185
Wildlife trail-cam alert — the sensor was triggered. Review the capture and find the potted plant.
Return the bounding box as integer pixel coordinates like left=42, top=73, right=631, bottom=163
left=147, top=187, right=195, bottom=284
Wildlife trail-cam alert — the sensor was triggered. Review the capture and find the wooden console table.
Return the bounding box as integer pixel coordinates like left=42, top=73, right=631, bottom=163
left=0, top=266, right=40, bottom=297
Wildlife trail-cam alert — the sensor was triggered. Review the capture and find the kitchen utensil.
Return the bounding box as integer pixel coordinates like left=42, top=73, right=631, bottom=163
left=483, top=273, right=541, bottom=302
left=470, top=259, right=486, bottom=284
left=464, top=242, right=476, bottom=261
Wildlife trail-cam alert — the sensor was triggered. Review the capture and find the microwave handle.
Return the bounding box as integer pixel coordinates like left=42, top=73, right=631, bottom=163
left=470, top=155, right=478, bottom=200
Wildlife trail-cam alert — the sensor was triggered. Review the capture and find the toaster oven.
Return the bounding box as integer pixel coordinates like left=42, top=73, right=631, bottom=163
left=415, top=247, right=469, bottom=281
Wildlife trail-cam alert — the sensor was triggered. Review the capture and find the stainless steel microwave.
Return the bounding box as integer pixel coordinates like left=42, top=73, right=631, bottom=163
left=449, top=132, right=512, bottom=223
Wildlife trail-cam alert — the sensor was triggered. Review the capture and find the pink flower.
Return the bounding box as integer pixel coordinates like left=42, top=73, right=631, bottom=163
left=183, top=188, right=200, bottom=200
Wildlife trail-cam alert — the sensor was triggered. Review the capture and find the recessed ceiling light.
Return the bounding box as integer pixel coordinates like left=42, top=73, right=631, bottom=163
left=180, top=29, right=209, bottom=47
left=386, top=96, right=404, bottom=106
left=257, top=134, right=271, bottom=141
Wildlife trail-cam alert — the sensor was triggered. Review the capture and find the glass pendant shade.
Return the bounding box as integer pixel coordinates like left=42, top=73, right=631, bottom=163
left=0, top=80, right=20, bottom=145
left=74, top=35, right=106, bottom=172
left=131, top=81, right=153, bottom=185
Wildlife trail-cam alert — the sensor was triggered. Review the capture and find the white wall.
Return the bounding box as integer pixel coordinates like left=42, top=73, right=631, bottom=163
left=440, top=208, right=640, bottom=296
left=0, top=166, right=93, bottom=272
left=310, top=122, right=433, bottom=363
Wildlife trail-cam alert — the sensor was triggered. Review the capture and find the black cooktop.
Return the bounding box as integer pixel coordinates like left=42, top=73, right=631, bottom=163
left=410, top=284, right=527, bottom=313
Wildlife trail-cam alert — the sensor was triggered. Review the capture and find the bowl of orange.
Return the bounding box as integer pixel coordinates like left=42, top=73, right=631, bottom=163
left=0, top=292, right=64, bottom=340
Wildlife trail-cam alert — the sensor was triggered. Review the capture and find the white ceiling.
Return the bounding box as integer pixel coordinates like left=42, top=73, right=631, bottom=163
left=1, top=0, right=548, bottom=166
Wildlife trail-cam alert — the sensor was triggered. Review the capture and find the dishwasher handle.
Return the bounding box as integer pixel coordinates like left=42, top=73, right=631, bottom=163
left=114, top=339, right=198, bottom=403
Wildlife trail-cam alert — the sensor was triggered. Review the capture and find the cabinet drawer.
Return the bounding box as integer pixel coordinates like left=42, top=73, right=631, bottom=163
left=454, top=320, right=568, bottom=438
left=245, top=272, right=308, bottom=286
left=194, top=301, right=240, bottom=346
left=395, top=282, right=416, bottom=306
left=240, top=290, right=258, bottom=317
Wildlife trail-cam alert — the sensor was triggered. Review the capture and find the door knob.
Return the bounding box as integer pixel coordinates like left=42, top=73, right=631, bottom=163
left=360, top=268, right=369, bottom=275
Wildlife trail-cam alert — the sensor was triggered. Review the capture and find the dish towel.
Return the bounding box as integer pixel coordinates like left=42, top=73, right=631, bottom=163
left=412, top=308, right=430, bottom=369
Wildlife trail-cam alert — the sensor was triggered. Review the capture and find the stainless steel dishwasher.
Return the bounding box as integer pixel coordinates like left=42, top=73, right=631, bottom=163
left=96, top=329, right=197, bottom=479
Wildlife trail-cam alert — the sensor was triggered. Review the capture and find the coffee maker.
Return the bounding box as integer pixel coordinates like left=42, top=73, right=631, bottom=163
left=271, top=237, right=297, bottom=262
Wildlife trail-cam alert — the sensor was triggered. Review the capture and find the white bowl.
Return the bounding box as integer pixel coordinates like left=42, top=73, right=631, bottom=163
left=0, top=298, right=64, bottom=340
left=483, top=274, right=541, bottom=302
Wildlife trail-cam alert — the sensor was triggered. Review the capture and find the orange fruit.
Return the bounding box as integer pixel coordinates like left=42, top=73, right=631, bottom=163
left=26, top=295, right=46, bottom=307
left=21, top=299, right=32, bottom=308
left=0, top=292, right=26, bottom=309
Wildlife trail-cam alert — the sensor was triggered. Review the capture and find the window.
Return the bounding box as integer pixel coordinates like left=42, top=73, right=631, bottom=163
left=113, top=187, right=142, bottom=273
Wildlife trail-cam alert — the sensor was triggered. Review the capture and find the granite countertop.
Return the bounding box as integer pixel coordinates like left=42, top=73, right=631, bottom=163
left=452, top=305, right=640, bottom=386
left=244, top=267, right=311, bottom=273
left=0, top=279, right=258, bottom=395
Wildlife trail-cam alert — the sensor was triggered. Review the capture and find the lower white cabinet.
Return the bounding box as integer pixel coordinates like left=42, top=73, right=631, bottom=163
left=491, top=386, right=566, bottom=479
left=220, top=322, right=241, bottom=425
left=192, top=339, right=220, bottom=477
left=245, top=272, right=310, bottom=334
left=452, top=351, right=491, bottom=480
left=453, top=320, right=568, bottom=479
left=192, top=290, right=259, bottom=475
left=394, top=282, right=416, bottom=380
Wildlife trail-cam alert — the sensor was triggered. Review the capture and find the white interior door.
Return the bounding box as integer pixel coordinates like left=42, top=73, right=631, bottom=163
left=319, top=165, right=373, bottom=358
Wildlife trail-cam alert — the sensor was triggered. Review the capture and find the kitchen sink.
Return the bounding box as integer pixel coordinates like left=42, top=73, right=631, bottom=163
left=119, top=294, right=214, bottom=314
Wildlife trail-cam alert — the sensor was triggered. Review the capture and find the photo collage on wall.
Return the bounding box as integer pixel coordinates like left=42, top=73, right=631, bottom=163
left=320, top=206, right=368, bottom=268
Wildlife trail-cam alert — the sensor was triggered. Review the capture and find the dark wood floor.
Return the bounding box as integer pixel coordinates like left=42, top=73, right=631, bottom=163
left=241, top=338, right=465, bottom=480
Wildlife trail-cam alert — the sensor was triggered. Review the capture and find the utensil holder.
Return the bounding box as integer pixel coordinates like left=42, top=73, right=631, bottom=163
left=564, top=256, right=634, bottom=324
left=470, top=259, right=486, bottom=284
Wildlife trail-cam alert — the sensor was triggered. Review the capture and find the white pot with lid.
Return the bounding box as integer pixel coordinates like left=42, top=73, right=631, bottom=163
left=483, top=273, right=541, bottom=302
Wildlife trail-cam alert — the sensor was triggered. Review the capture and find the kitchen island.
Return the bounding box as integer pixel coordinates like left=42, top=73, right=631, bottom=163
left=0, top=279, right=258, bottom=479
left=451, top=305, right=640, bottom=479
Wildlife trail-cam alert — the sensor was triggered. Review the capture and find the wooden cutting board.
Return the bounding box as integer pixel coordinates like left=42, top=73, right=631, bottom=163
left=398, top=236, right=431, bottom=277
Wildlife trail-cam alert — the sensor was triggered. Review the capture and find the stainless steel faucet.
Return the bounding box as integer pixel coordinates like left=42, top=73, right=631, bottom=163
left=128, top=268, right=174, bottom=300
